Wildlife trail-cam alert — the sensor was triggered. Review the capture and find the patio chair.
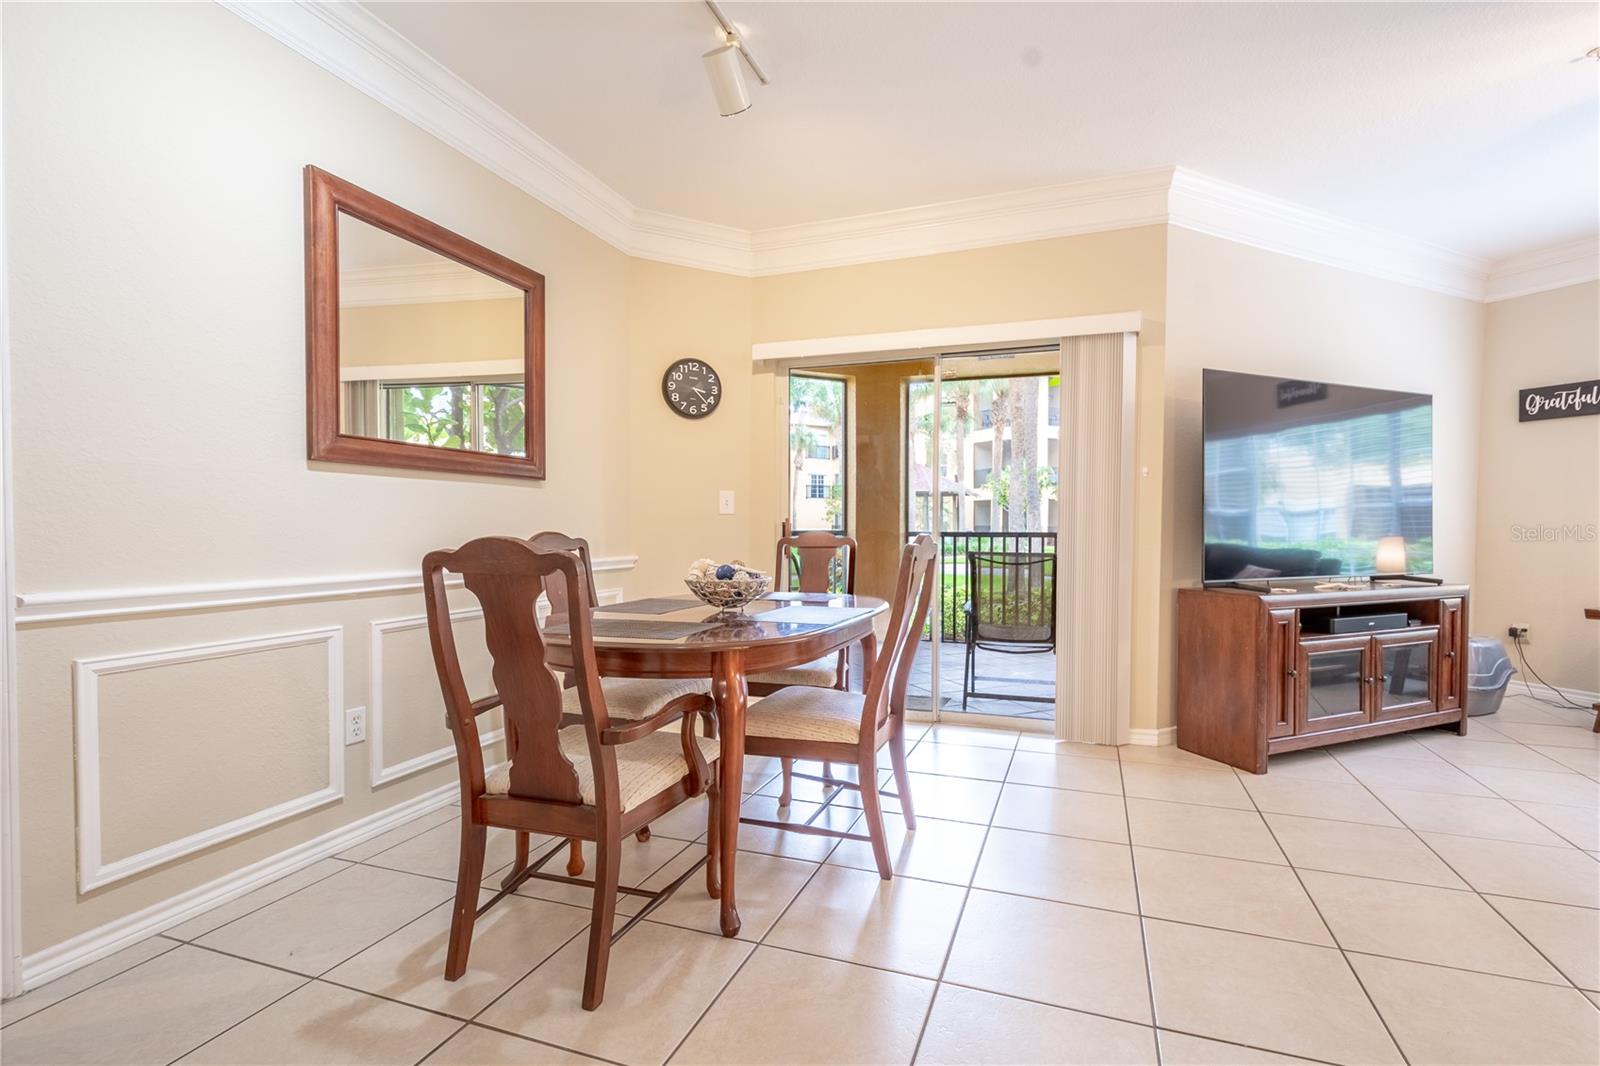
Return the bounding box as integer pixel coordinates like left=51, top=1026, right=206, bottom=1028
left=961, top=550, right=1057, bottom=709
left=423, top=535, right=719, bottom=1011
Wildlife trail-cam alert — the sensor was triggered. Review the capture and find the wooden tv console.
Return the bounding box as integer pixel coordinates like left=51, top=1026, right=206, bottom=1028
left=1177, top=581, right=1469, bottom=774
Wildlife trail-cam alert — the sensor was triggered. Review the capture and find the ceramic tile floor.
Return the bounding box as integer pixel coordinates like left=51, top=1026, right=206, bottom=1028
left=4, top=692, right=1598, bottom=1065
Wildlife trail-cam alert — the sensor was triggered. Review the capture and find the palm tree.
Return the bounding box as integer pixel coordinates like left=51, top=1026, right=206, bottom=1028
left=1010, top=375, right=1041, bottom=529
left=987, top=380, right=1012, bottom=529
left=944, top=380, right=975, bottom=527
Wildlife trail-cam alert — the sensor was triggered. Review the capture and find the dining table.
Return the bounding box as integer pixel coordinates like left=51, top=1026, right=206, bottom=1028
left=540, top=590, right=888, bottom=937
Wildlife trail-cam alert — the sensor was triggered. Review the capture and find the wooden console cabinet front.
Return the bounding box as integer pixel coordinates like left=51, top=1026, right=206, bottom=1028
left=1176, top=583, right=1469, bottom=774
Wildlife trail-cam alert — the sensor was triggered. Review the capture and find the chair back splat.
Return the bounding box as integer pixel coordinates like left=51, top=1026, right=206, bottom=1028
left=529, top=529, right=601, bottom=618
left=423, top=535, right=606, bottom=807
left=866, top=535, right=938, bottom=731
left=776, top=530, right=858, bottom=594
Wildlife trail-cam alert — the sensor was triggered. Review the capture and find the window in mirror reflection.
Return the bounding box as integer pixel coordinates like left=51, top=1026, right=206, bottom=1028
left=336, top=212, right=527, bottom=456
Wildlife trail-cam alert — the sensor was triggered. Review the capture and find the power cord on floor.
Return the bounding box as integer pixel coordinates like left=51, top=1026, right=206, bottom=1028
left=1510, top=633, right=1592, bottom=711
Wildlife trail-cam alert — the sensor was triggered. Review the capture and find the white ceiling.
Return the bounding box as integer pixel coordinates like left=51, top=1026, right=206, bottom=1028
left=361, top=1, right=1598, bottom=263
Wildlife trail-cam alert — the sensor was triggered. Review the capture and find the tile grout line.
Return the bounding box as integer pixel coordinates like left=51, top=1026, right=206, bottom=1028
left=0, top=937, right=184, bottom=1032
left=1327, top=741, right=1600, bottom=1003
left=1117, top=745, right=1163, bottom=1064
left=159, top=958, right=315, bottom=1066
left=933, top=976, right=1354, bottom=1066
left=409, top=1020, right=468, bottom=1066
left=907, top=736, right=1013, bottom=1064
left=659, top=757, right=856, bottom=1066
left=1239, top=768, right=1414, bottom=1066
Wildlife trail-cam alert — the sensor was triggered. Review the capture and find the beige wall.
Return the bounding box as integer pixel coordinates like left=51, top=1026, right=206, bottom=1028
left=1163, top=227, right=1487, bottom=725
left=340, top=298, right=524, bottom=370
left=749, top=228, right=1169, bottom=730
left=623, top=259, right=755, bottom=594
left=1474, top=282, right=1600, bottom=693
left=3, top=2, right=641, bottom=953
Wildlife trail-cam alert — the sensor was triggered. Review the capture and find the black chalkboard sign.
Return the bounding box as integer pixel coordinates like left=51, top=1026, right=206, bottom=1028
left=1519, top=380, right=1600, bottom=422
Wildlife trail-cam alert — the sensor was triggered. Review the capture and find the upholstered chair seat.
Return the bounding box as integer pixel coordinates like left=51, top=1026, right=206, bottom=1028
left=570, top=677, right=710, bottom=719
left=744, top=688, right=864, bottom=744
left=487, top=726, right=720, bottom=812
left=745, top=657, right=839, bottom=690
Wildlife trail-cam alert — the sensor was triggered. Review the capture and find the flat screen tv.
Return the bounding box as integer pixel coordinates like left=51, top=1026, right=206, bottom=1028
left=1202, top=369, right=1433, bottom=583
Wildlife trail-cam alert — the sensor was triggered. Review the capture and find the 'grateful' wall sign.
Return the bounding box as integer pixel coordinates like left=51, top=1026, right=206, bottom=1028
left=1519, top=379, right=1600, bottom=422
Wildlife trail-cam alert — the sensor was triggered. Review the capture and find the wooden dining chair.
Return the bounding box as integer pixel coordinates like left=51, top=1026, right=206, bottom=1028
left=424, top=535, right=721, bottom=1011
left=740, top=535, right=936, bottom=878
left=748, top=529, right=859, bottom=802
left=528, top=530, right=712, bottom=870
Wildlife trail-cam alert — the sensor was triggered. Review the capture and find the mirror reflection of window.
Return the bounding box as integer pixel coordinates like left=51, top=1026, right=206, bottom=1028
left=336, top=212, right=526, bottom=455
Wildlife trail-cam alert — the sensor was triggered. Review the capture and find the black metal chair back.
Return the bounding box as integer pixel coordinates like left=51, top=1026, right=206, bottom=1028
left=966, top=552, right=1056, bottom=646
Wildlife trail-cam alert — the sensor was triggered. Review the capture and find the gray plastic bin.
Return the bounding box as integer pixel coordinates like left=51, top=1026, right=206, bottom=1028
left=1466, top=636, right=1517, bottom=716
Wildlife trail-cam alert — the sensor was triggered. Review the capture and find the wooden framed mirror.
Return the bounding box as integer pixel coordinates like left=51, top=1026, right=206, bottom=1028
left=304, top=166, right=545, bottom=479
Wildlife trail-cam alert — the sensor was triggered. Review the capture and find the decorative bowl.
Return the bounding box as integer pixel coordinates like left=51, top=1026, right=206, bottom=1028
left=684, top=559, right=772, bottom=616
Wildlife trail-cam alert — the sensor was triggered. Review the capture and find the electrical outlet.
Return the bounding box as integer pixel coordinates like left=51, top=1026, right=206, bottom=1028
left=1507, top=625, right=1530, bottom=641
left=718, top=490, right=736, bottom=515
left=344, top=706, right=366, bottom=745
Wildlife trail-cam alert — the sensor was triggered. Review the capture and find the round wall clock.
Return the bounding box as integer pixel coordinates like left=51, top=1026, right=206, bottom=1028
left=661, top=358, right=723, bottom=420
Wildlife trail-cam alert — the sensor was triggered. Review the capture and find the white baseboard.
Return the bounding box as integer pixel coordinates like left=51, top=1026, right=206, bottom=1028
left=19, top=783, right=456, bottom=991
left=1126, top=726, right=1176, bottom=747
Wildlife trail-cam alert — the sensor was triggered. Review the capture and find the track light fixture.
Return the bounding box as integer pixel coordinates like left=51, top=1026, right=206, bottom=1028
left=702, top=1, right=768, bottom=117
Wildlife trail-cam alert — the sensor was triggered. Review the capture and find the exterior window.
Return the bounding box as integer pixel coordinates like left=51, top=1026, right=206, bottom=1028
left=377, top=380, right=526, bottom=456
left=790, top=374, right=848, bottom=532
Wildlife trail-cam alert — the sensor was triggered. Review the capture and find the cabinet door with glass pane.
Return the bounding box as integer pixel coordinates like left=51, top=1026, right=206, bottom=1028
left=1373, top=628, right=1439, bottom=721
left=1295, top=635, right=1372, bottom=734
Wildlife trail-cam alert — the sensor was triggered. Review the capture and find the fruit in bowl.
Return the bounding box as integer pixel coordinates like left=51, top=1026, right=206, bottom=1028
left=685, top=558, right=772, bottom=615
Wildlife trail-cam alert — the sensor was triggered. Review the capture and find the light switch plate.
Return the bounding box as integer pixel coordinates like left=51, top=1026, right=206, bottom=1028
left=718, top=490, right=736, bottom=515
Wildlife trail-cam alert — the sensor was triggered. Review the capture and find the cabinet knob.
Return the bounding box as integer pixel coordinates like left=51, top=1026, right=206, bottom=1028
left=1286, top=669, right=1298, bottom=678
left=1445, top=650, right=1456, bottom=658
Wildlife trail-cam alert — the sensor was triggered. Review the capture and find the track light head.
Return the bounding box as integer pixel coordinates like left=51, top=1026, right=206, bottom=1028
left=702, top=41, right=751, bottom=117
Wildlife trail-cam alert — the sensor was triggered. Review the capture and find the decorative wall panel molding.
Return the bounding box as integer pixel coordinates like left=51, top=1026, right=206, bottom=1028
left=16, top=556, right=637, bottom=625
left=72, top=628, right=345, bottom=892
left=367, top=587, right=624, bottom=786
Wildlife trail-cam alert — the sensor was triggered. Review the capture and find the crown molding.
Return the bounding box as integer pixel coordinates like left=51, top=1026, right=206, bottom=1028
left=748, top=169, right=1174, bottom=276
left=221, top=1, right=1586, bottom=302
left=1167, top=169, right=1490, bottom=301
left=340, top=262, right=522, bottom=306
left=219, top=0, right=637, bottom=253
left=1485, top=237, right=1600, bottom=302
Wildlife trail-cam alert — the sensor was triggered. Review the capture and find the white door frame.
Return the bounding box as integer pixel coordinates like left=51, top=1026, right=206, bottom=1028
left=761, top=313, right=1140, bottom=734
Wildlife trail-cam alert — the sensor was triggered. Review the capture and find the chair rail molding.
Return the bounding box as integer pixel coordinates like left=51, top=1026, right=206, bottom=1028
left=15, top=555, right=638, bottom=626
left=73, top=627, right=345, bottom=892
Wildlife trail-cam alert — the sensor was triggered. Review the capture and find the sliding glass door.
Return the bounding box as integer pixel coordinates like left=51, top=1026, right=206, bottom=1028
left=914, top=349, right=1061, bottom=722
left=784, top=349, right=1061, bottom=724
